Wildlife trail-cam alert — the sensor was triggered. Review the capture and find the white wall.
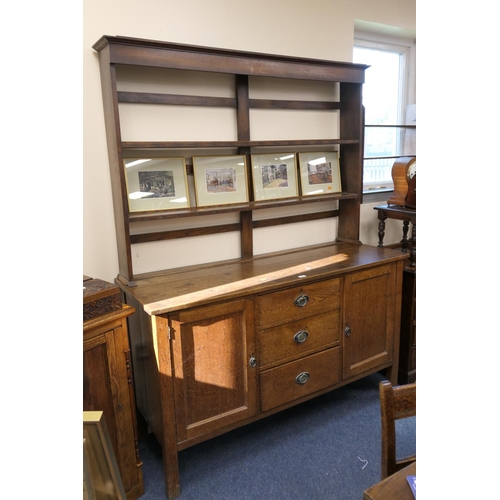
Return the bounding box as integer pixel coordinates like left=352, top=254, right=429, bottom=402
left=83, top=0, right=416, bottom=283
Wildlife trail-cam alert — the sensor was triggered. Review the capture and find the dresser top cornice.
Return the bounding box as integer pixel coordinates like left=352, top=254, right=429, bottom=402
left=92, top=35, right=368, bottom=83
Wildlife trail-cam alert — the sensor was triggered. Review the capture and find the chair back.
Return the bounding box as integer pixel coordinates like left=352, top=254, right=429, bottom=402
left=379, top=380, right=416, bottom=479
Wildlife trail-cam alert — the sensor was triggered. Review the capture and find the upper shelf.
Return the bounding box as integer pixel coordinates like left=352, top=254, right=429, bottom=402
left=128, top=191, right=358, bottom=223
left=122, top=139, right=361, bottom=150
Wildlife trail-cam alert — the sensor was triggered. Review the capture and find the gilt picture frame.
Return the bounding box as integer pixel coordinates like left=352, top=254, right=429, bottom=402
left=124, top=157, right=190, bottom=212
left=298, top=151, right=341, bottom=196
left=192, top=155, right=249, bottom=207
left=251, top=153, right=298, bottom=201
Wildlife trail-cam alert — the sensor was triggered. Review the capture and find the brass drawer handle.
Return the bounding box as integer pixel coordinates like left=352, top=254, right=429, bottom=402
left=294, top=294, right=309, bottom=307
left=293, top=330, right=309, bottom=344
left=295, top=372, right=310, bottom=385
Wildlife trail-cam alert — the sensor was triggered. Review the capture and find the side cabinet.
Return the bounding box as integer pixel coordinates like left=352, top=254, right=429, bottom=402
left=342, top=263, right=401, bottom=381
left=83, top=305, right=144, bottom=500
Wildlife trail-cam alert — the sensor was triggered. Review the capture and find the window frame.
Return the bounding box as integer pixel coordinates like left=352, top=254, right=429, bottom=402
left=354, top=31, right=416, bottom=202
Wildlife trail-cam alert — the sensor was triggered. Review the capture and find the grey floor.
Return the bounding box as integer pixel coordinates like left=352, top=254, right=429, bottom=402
left=136, top=372, right=416, bottom=500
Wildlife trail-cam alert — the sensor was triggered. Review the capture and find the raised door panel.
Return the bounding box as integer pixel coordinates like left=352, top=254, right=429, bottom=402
left=169, top=299, right=258, bottom=443
left=342, top=264, right=396, bottom=379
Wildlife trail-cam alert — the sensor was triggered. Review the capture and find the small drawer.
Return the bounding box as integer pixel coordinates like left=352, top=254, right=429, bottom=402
left=257, top=278, right=340, bottom=330
left=259, top=347, right=341, bottom=412
left=258, top=310, right=340, bottom=369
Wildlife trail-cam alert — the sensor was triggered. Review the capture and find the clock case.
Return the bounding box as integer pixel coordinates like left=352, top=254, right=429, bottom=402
left=387, top=156, right=416, bottom=208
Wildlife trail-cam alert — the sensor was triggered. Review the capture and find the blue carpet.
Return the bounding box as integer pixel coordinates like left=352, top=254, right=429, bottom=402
left=138, top=372, right=416, bottom=499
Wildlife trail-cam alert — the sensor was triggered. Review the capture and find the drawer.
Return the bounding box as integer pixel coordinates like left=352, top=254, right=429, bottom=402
left=259, top=347, right=341, bottom=412
left=258, top=310, right=340, bottom=369
left=257, top=278, right=341, bottom=330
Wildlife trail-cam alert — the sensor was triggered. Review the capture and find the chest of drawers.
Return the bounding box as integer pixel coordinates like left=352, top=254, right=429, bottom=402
left=257, top=279, right=342, bottom=411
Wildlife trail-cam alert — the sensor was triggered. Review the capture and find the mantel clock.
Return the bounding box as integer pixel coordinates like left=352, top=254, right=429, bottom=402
left=387, top=157, right=416, bottom=208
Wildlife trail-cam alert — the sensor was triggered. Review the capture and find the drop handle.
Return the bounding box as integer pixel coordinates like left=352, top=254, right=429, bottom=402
left=294, top=330, right=309, bottom=344
left=294, top=294, right=309, bottom=307
left=344, top=325, right=351, bottom=337
left=295, top=372, right=310, bottom=385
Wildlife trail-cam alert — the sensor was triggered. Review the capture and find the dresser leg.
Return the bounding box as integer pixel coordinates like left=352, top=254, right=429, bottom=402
left=155, top=315, right=182, bottom=499
left=163, top=452, right=181, bottom=500
left=385, top=364, right=399, bottom=385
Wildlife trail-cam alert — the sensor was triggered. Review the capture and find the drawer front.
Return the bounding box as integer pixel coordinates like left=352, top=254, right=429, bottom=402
left=257, top=278, right=341, bottom=330
left=258, top=310, right=340, bottom=369
left=259, top=347, right=341, bottom=412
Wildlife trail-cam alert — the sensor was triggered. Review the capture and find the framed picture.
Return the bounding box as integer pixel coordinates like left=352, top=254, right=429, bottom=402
left=83, top=411, right=127, bottom=500
left=192, top=155, right=249, bottom=207
left=124, top=157, right=190, bottom=212
left=298, top=151, right=341, bottom=196
left=251, top=153, right=298, bottom=201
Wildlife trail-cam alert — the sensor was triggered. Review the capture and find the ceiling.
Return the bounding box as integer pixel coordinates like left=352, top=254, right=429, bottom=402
left=354, top=19, right=416, bottom=41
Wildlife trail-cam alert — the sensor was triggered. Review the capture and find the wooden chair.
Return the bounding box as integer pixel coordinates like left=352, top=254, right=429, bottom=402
left=379, top=380, right=416, bottom=479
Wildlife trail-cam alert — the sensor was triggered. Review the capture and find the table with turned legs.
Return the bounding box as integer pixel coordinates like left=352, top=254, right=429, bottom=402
left=374, top=204, right=416, bottom=267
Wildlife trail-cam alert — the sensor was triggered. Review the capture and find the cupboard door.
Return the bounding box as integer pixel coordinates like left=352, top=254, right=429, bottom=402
left=342, top=264, right=397, bottom=379
left=169, top=299, right=258, bottom=443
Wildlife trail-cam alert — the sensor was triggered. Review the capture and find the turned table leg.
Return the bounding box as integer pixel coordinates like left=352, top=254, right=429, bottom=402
left=377, top=216, right=386, bottom=247
left=401, top=220, right=409, bottom=252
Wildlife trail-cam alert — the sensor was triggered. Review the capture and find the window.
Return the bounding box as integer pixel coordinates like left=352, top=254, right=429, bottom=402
left=353, top=33, right=416, bottom=194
